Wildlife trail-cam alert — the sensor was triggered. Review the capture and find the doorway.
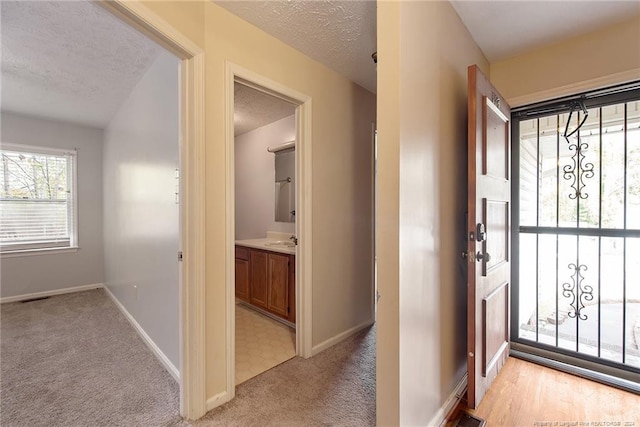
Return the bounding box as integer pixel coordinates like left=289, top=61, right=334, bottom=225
left=511, top=84, right=640, bottom=386
left=225, top=64, right=313, bottom=394
left=233, top=82, right=297, bottom=384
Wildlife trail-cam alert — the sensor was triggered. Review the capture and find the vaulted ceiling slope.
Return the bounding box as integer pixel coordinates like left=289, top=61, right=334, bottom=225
left=1, top=1, right=162, bottom=128
left=216, top=0, right=377, bottom=94
left=451, top=0, right=640, bottom=62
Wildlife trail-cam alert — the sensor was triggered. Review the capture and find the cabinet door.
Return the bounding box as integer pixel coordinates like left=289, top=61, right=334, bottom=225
left=250, top=250, right=268, bottom=309
left=235, top=258, right=250, bottom=302
left=267, top=253, right=289, bottom=318
left=288, top=254, right=296, bottom=324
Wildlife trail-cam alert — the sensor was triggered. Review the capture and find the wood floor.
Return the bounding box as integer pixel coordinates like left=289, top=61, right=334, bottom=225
left=453, top=357, right=640, bottom=426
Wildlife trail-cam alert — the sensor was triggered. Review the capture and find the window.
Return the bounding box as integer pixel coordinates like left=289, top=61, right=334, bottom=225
left=0, top=143, right=77, bottom=254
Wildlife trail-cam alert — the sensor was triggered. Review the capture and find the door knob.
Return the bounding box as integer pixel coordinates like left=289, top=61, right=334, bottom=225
left=476, top=252, right=491, bottom=262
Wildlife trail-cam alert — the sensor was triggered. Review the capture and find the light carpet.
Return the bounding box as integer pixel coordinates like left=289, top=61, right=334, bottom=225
left=0, top=289, right=181, bottom=427
left=1, top=288, right=376, bottom=426
left=185, top=324, right=376, bottom=427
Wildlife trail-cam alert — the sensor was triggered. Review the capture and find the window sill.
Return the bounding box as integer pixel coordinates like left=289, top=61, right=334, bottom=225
left=0, top=246, right=79, bottom=258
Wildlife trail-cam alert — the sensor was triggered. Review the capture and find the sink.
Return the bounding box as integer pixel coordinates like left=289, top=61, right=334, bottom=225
left=265, top=240, right=295, bottom=247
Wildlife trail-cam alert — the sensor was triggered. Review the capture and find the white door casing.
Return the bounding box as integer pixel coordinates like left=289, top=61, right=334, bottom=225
left=224, top=62, right=313, bottom=397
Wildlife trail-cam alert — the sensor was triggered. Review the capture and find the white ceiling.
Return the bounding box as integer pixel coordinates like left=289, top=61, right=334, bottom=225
left=448, top=1, right=639, bottom=63
left=216, top=0, right=377, bottom=94
left=234, top=83, right=296, bottom=136
left=1, top=1, right=162, bottom=128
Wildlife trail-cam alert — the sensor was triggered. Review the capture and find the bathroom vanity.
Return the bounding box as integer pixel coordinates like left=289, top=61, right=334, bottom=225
left=235, top=237, right=295, bottom=324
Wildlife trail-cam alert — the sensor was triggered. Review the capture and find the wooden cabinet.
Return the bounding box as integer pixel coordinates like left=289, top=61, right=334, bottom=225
left=288, top=253, right=295, bottom=324
left=235, top=247, right=250, bottom=302
left=249, top=250, right=268, bottom=309
left=235, top=244, right=295, bottom=324
left=267, top=253, right=289, bottom=318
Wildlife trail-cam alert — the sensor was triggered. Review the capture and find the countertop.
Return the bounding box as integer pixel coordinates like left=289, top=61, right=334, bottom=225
left=235, top=236, right=296, bottom=255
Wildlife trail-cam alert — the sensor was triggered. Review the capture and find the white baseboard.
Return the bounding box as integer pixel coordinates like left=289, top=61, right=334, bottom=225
left=311, top=319, right=374, bottom=356
left=429, top=373, right=468, bottom=427
left=0, top=283, right=104, bottom=304
left=206, top=390, right=231, bottom=412
left=103, top=285, right=180, bottom=382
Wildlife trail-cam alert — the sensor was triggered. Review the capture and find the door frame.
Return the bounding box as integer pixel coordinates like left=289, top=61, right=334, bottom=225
left=372, top=124, right=378, bottom=320
left=506, top=70, right=640, bottom=108
left=97, top=1, right=206, bottom=420
left=224, top=62, right=313, bottom=393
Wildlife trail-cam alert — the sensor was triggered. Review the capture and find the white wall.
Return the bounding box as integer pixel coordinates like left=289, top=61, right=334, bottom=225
left=377, top=2, right=489, bottom=424
left=0, top=112, right=104, bottom=298
left=103, top=51, right=180, bottom=368
left=235, top=115, right=295, bottom=240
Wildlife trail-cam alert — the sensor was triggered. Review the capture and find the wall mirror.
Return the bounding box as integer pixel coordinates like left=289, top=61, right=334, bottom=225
left=270, top=142, right=295, bottom=223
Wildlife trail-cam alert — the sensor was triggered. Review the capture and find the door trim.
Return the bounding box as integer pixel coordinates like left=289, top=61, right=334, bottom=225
left=97, top=1, right=206, bottom=420
left=506, top=69, right=640, bottom=108
left=224, top=62, right=313, bottom=396
left=511, top=347, right=640, bottom=394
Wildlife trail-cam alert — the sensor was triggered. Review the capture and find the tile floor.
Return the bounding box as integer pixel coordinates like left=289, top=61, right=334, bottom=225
left=235, top=303, right=296, bottom=385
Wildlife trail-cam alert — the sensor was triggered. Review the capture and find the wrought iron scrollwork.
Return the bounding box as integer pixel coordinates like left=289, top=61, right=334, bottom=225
left=562, top=100, right=594, bottom=200
left=562, top=142, right=595, bottom=200
left=562, top=263, right=594, bottom=320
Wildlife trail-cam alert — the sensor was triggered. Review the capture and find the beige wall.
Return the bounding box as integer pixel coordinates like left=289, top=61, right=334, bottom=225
left=142, top=0, right=376, bottom=402
left=142, top=1, right=204, bottom=48
left=491, top=15, right=640, bottom=105
left=377, top=1, right=488, bottom=424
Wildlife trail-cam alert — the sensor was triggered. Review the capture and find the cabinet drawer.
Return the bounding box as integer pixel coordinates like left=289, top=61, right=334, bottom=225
left=235, top=246, right=250, bottom=261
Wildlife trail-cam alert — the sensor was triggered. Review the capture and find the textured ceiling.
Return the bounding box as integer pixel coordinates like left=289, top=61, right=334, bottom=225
left=234, top=83, right=296, bottom=136
left=218, top=0, right=639, bottom=95
left=1, top=1, right=162, bottom=128
left=451, top=0, right=640, bottom=62
left=216, top=0, right=377, bottom=94
left=7, top=1, right=631, bottom=131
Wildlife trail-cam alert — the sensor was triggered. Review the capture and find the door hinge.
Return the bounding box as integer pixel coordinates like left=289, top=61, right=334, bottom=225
left=178, top=251, right=183, bottom=262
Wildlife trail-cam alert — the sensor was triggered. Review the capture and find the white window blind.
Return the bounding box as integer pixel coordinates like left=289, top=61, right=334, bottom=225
left=0, top=143, right=77, bottom=253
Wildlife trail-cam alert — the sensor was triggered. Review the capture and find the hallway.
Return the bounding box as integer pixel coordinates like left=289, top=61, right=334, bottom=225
left=1, top=289, right=375, bottom=426
left=187, top=325, right=375, bottom=426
